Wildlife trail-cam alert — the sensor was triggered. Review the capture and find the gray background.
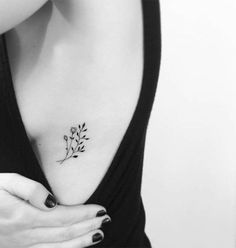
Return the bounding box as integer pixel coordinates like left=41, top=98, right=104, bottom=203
left=142, top=0, right=236, bottom=247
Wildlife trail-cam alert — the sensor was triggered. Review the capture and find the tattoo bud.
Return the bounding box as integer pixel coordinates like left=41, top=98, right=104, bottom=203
left=64, top=135, right=68, bottom=141
left=70, top=127, right=77, bottom=134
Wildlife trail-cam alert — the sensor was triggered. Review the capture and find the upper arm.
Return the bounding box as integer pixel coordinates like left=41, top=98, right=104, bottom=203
left=0, top=0, right=48, bottom=35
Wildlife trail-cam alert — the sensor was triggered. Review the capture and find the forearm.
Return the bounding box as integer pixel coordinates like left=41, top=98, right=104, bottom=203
left=0, top=0, right=48, bottom=34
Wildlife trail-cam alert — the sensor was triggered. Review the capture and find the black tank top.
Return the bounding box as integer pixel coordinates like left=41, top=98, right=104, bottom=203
left=0, top=0, right=161, bottom=246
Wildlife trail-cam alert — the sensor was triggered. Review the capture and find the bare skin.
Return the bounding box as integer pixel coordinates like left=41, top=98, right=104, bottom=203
left=5, top=0, right=144, bottom=205
left=0, top=1, right=151, bottom=246
left=0, top=173, right=108, bottom=247
left=0, top=0, right=48, bottom=34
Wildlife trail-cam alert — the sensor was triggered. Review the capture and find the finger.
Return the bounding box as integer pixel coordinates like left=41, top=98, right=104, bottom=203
left=30, top=229, right=104, bottom=248
left=26, top=215, right=110, bottom=244
left=31, top=204, right=107, bottom=228
left=0, top=173, right=57, bottom=211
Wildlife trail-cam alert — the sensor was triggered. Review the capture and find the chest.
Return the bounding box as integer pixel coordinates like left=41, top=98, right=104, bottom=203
left=6, top=0, right=143, bottom=135
left=4, top=0, right=144, bottom=204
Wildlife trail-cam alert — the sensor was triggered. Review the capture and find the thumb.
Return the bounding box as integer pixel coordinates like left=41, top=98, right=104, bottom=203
left=0, top=173, right=57, bottom=211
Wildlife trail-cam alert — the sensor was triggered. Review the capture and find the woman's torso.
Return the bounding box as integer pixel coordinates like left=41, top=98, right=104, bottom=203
left=5, top=0, right=144, bottom=205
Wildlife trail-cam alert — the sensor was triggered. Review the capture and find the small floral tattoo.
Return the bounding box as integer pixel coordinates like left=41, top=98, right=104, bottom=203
left=56, top=123, right=90, bottom=164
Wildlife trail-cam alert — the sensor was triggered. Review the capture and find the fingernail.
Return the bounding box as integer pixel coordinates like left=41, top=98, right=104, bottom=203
left=101, top=217, right=111, bottom=228
left=92, top=233, right=104, bottom=243
left=96, top=209, right=106, bottom=217
left=44, top=194, right=57, bottom=208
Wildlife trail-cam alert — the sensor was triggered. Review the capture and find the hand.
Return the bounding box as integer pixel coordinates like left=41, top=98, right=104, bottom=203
left=0, top=173, right=110, bottom=248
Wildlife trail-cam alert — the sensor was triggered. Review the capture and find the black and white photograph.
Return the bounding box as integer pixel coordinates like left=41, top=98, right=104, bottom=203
left=0, top=0, right=234, bottom=247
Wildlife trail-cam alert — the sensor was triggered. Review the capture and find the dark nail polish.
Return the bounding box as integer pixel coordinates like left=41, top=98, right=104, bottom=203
left=44, top=194, right=57, bottom=208
left=101, top=217, right=111, bottom=228
left=92, top=233, right=103, bottom=243
left=96, top=209, right=106, bottom=217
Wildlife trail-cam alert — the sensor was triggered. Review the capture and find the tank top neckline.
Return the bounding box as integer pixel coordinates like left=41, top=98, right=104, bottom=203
left=3, top=0, right=148, bottom=204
